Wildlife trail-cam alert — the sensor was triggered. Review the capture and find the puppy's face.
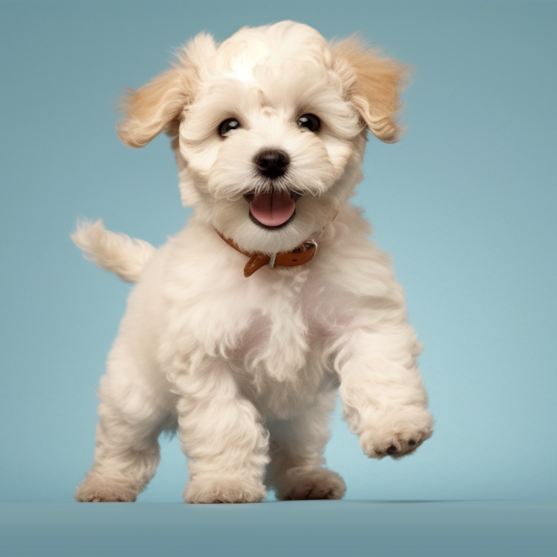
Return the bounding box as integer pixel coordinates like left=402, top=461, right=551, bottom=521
left=178, top=36, right=364, bottom=254
left=118, top=22, right=407, bottom=254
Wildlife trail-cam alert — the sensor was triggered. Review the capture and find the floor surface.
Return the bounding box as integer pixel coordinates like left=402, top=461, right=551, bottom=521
left=1, top=501, right=555, bottom=557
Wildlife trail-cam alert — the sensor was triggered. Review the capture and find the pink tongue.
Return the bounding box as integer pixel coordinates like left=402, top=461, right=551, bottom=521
left=250, top=190, right=296, bottom=227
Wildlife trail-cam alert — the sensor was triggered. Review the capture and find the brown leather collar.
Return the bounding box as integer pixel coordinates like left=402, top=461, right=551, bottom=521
left=217, top=231, right=318, bottom=277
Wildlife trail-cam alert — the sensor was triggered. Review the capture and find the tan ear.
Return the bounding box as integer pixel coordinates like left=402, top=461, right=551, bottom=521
left=117, top=33, right=217, bottom=148
left=331, top=38, right=409, bottom=143
left=117, top=67, right=196, bottom=148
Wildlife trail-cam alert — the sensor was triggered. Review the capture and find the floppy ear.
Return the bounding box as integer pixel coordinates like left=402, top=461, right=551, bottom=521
left=117, top=69, right=193, bottom=148
left=331, top=38, right=409, bottom=143
left=117, top=33, right=217, bottom=148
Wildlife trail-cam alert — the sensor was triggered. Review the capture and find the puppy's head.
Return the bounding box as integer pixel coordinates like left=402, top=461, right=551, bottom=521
left=118, top=21, right=407, bottom=254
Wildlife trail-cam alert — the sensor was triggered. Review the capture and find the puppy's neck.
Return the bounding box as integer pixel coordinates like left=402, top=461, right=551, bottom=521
left=216, top=232, right=318, bottom=277
left=216, top=211, right=338, bottom=277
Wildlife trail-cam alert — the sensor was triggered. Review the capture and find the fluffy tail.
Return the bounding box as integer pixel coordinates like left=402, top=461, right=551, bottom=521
left=71, top=219, right=156, bottom=283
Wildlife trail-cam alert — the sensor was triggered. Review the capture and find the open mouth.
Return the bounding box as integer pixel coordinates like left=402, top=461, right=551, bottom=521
left=244, top=189, right=301, bottom=229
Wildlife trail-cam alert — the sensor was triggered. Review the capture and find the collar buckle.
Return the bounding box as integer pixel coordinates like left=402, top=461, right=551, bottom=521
left=217, top=231, right=321, bottom=277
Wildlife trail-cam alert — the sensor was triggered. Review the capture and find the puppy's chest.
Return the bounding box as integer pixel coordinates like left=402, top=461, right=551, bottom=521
left=168, top=270, right=337, bottom=417
left=232, top=280, right=327, bottom=374
left=229, top=292, right=335, bottom=419
left=204, top=271, right=333, bottom=375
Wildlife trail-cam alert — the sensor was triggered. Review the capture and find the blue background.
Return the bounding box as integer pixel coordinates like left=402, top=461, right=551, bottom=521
left=1, top=0, right=556, bottom=505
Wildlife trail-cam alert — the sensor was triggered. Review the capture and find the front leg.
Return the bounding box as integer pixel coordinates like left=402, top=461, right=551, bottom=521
left=336, top=324, right=434, bottom=459
left=172, top=362, right=270, bottom=503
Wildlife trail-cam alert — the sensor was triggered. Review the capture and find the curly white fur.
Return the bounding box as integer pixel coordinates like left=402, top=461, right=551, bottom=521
left=73, top=21, right=433, bottom=504
left=71, top=219, right=156, bottom=282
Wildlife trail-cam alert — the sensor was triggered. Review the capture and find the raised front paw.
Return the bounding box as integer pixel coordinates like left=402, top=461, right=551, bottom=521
left=359, top=405, right=434, bottom=459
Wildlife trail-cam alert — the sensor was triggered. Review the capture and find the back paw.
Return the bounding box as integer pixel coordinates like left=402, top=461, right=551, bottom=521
left=275, top=467, right=346, bottom=501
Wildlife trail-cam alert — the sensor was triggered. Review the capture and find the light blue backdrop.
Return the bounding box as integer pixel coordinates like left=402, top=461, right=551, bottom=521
left=1, top=0, right=555, bottom=503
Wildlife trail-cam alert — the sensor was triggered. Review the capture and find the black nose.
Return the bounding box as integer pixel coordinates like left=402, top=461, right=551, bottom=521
left=254, top=150, right=290, bottom=179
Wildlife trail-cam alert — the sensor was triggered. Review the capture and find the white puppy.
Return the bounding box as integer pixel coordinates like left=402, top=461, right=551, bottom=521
left=72, top=21, right=434, bottom=504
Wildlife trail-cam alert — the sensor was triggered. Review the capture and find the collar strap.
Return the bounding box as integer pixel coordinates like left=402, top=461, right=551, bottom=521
left=217, top=231, right=318, bottom=277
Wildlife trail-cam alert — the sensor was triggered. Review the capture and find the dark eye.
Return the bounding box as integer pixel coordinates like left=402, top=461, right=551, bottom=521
left=218, top=118, right=241, bottom=137
left=297, top=114, right=320, bottom=132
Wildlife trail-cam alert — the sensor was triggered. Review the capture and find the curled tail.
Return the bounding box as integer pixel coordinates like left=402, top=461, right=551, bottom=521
left=71, top=219, right=156, bottom=283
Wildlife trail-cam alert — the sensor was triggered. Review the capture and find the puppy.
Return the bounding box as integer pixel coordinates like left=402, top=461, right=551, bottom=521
left=72, top=21, right=434, bottom=503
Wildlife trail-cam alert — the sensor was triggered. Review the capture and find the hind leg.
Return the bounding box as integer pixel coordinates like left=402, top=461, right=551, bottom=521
left=75, top=348, right=173, bottom=502
left=266, top=391, right=346, bottom=501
